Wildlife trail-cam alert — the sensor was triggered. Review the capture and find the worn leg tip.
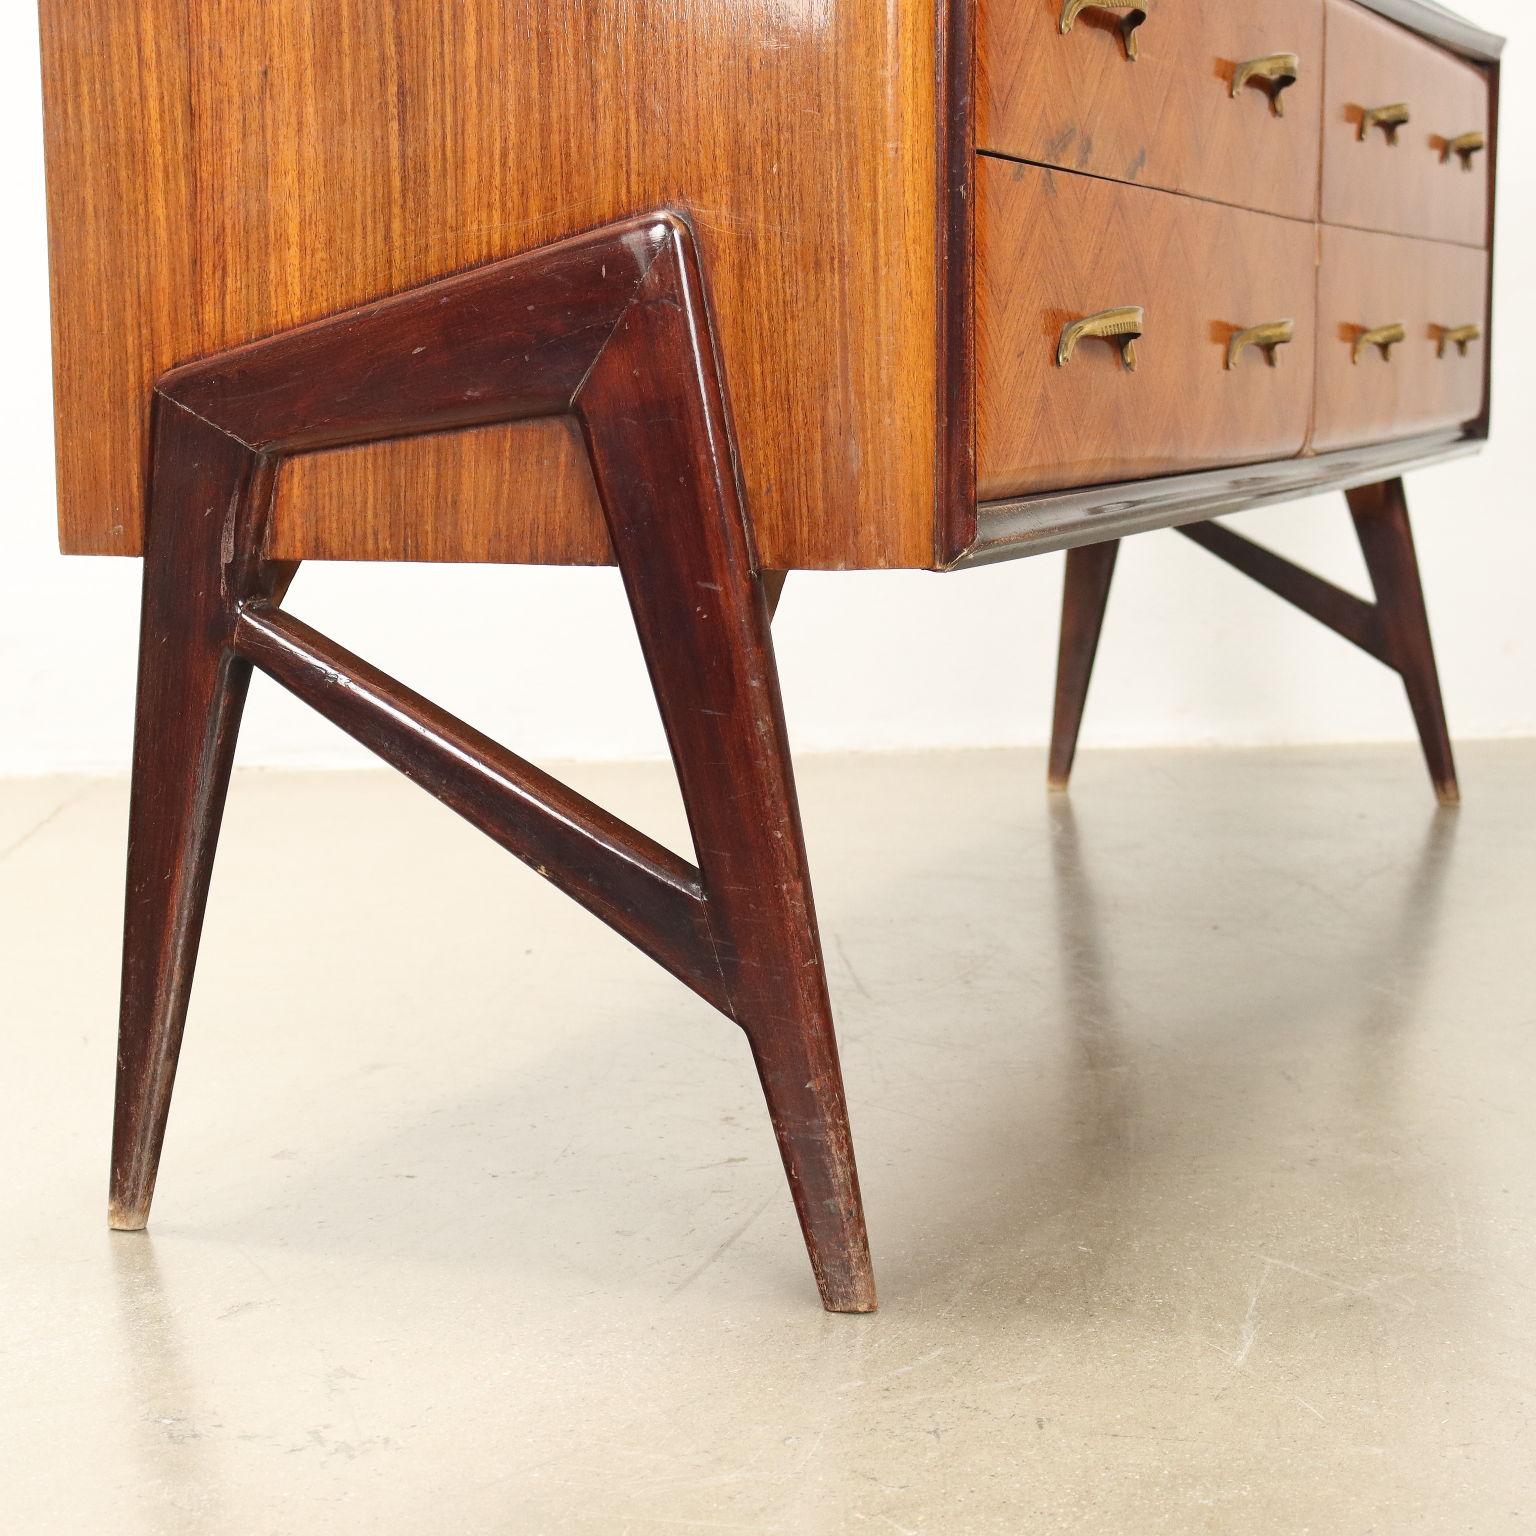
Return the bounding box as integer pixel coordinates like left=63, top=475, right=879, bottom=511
left=1046, top=775, right=1072, bottom=794
left=822, top=1293, right=878, bottom=1315
left=1435, top=782, right=1462, bottom=808
left=108, top=1201, right=149, bottom=1232
left=818, top=1271, right=878, bottom=1314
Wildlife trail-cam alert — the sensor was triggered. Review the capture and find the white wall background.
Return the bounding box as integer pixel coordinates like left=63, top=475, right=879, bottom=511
left=1, top=3, right=1529, bottom=776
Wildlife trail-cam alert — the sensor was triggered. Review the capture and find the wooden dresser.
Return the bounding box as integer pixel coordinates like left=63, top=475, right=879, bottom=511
left=38, top=0, right=1502, bottom=1312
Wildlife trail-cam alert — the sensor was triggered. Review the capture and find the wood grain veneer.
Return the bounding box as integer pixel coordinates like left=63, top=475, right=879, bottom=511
left=976, top=162, right=1318, bottom=500
left=274, top=420, right=610, bottom=565
left=1322, top=0, right=1491, bottom=247
left=1312, top=224, right=1488, bottom=453
left=977, top=0, right=1326, bottom=222
left=39, top=0, right=945, bottom=571
left=37, top=0, right=194, bottom=556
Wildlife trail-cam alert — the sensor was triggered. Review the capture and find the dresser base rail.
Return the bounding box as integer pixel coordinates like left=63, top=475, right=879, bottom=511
left=1048, top=477, right=1459, bottom=806
left=959, top=431, right=1481, bottom=568
left=110, top=212, right=875, bottom=1314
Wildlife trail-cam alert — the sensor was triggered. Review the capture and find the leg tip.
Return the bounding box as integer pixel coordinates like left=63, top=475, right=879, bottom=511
left=817, top=1265, right=878, bottom=1314
left=108, top=1200, right=149, bottom=1232
left=822, top=1290, right=878, bottom=1315
left=1435, top=781, right=1462, bottom=808
left=1046, top=777, right=1071, bottom=794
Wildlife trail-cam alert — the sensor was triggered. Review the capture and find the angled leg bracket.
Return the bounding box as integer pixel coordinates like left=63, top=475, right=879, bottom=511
left=113, top=213, right=875, bottom=1311
left=1176, top=520, right=1389, bottom=663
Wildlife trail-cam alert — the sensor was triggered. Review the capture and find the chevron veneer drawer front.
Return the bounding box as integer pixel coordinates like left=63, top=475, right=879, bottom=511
left=1322, top=0, right=1491, bottom=246
left=975, top=160, right=1317, bottom=500
left=976, top=0, right=1325, bottom=222
left=1313, top=224, right=1489, bottom=453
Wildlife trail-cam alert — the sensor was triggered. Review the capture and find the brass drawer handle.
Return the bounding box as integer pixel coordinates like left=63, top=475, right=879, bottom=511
left=1059, top=0, right=1147, bottom=61
left=1435, top=323, right=1481, bottom=358
left=1360, top=102, right=1411, bottom=145
left=1232, top=54, right=1300, bottom=116
left=1441, top=131, right=1486, bottom=170
left=1352, top=322, right=1406, bottom=364
left=1227, top=319, right=1295, bottom=370
left=1057, top=306, right=1144, bottom=371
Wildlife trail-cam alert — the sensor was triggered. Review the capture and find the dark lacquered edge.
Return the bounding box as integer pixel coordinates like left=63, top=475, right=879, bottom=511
left=1356, top=0, right=1504, bottom=61
left=952, top=431, right=1484, bottom=567
left=1477, top=58, right=1500, bottom=436
left=933, top=0, right=977, bottom=567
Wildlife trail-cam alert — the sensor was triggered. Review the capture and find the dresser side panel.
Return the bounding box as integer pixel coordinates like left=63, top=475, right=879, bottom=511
left=39, top=0, right=195, bottom=556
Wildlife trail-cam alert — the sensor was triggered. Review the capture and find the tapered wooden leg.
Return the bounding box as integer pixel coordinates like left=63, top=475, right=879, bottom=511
left=762, top=569, right=788, bottom=621
left=581, top=244, right=874, bottom=1311
left=1048, top=540, right=1120, bottom=790
left=110, top=403, right=278, bottom=1230
left=1347, top=479, right=1459, bottom=806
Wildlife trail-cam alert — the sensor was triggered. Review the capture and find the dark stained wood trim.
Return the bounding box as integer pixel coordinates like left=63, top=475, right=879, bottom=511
left=1048, top=541, right=1120, bottom=790
left=578, top=239, right=874, bottom=1310
left=159, top=222, right=667, bottom=454
left=1355, top=0, right=1503, bottom=61
left=1048, top=478, right=1461, bottom=805
left=231, top=600, right=728, bottom=1009
left=109, top=401, right=285, bottom=1234
left=955, top=432, right=1482, bottom=568
left=113, top=211, right=875, bottom=1313
left=1476, top=59, right=1500, bottom=437
left=762, top=569, right=788, bottom=621
left=1347, top=479, right=1460, bottom=804
left=933, top=0, right=977, bottom=567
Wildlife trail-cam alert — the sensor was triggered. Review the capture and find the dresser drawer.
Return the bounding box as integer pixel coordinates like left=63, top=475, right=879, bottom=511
left=976, top=161, right=1317, bottom=499
left=1312, top=224, right=1488, bottom=453
left=976, top=0, right=1324, bottom=222
left=1322, top=0, right=1491, bottom=246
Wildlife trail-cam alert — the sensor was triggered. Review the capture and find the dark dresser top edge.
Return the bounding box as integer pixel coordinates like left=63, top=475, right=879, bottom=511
left=1355, top=0, right=1504, bottom=62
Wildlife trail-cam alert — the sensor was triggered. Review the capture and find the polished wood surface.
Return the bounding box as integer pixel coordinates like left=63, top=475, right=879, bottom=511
left=976, top=162, right=1318, bottom=500
left=1322, top=0, right=1491, bottom=247
left=40, top=0, right=946, bottom=571
left=1313, top=224, right=1488, bottom=453
left=1347, top=476, right=1459, bottom=802
left=977, top=0, right=1326, bottom=222
left=115, top=214, right=875, bottom=1312
left=275, top=421, right=611, bottom=565
left=37, top=0, right=194, bottom=558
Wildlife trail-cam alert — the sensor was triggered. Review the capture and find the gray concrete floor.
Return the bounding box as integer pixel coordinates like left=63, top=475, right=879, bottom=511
left=3, top=742, right=1534, bottom=1533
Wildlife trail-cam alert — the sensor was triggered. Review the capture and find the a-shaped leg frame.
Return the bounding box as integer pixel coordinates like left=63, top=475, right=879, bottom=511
left=111, top=213, right=875, bottom=1312
left=1047, top=480, right=1459, bottom=805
